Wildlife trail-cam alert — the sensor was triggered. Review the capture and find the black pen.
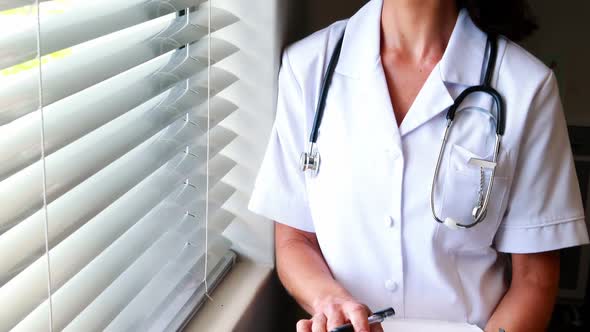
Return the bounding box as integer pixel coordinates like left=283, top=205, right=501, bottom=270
left=330, top=307, right=395, bottom=332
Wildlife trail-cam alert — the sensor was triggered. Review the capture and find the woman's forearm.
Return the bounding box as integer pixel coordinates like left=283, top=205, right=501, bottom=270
left=485, top=252, right=560, bottom=332
left=275, top=223, right=352, bottom=313
left=485, top=282, right=557, bottom=331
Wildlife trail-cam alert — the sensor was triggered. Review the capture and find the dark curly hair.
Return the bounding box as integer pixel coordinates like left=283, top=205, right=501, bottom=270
left=456, top=0, right=538, bottom=41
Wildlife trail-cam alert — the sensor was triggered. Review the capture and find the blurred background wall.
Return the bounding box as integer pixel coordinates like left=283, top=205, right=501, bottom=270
left=285, top=0, right=366, bottom=44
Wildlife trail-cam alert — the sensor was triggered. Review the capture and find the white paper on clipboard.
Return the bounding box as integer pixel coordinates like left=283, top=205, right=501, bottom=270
left=382, top=319, right=483, bottom=332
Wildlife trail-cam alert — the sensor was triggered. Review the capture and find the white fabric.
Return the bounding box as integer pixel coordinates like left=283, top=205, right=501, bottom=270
left=383, top=319, right=482, bottom=332
left=249, top=0, right=589, bottom=328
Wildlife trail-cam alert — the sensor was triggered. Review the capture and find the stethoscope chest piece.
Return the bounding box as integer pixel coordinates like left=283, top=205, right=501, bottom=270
left=300, top=144, right=321, bottom=175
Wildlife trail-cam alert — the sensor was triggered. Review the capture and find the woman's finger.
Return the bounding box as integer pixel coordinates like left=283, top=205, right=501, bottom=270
left=325, top=307, right=347, bottom=330
left=370, top=323, right=384, bottom=332
left=297, top=319, right=313, bottom=332
left=345, top=304, right=371, bottom=332
left=311, top=313, right=328, bottom=332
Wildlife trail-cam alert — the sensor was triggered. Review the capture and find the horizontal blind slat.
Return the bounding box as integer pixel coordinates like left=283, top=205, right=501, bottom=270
left=0, top=0, right=204, bottom=70
left=0, top=43, right=238, bottom=181
left=209, top=209, right=237, bottom=233
left=171, top=182, right=236, bottom=216
left=0, top=8, right=238, bottom=126
left=188, top=155, right=237, bottom=190
left=207, top=126, right=239, bottom=157
left=0, top=0, right=49, bottom=11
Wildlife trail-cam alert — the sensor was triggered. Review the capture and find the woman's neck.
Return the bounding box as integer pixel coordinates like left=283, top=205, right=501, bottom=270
left=381, top=0, right=458, bottom=62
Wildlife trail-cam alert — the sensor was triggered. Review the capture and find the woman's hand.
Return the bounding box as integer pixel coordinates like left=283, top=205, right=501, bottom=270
left=296, top=295, right=383, bottom=332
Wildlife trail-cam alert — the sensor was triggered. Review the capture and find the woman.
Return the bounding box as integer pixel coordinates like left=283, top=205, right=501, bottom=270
left=249, top=0, right=589, bottom=331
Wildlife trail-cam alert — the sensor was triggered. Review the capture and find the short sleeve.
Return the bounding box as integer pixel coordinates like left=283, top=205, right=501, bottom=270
left=494, top=71, right=589, bottom=253
left=247, top=50, right=315, bottom=232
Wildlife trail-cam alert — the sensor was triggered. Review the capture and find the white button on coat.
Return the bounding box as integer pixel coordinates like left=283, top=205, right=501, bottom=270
left=387, top=216, right=395, bottom=228
left=385, top=280, right=398, bottom=292
left=249, top=0, right=589, bottom=328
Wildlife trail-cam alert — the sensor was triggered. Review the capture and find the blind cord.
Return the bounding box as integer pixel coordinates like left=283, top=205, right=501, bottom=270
left=35, top=1, right=54, bottom=331
left=203, top=0, right=212, bottom=300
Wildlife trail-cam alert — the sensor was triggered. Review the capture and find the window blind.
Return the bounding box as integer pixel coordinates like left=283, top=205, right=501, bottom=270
left=0, top=1, right=240, bottom=331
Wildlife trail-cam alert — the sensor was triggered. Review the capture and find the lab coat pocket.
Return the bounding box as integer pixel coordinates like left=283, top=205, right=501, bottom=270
left=435, top=144, right=510, bottom=252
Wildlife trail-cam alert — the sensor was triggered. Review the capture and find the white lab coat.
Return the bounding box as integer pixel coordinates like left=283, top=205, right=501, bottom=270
left=249, top=0, right=589, bottom=327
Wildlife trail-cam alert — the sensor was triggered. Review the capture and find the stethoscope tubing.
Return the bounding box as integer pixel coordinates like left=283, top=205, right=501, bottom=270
left=309, top=34, right=346, bottom=144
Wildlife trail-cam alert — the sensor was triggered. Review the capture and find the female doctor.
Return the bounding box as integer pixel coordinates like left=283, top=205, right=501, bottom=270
left=249, top=0, right=589, bottom=331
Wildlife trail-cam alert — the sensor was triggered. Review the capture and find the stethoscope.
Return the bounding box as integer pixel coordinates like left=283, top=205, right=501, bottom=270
left=300, top=29, right=505, bottom=230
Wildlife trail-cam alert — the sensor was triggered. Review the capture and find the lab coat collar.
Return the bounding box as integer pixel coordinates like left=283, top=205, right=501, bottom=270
left=439, top=9, right=489, bottom=86
left=337, top=0, right=488, bottom=88
left=336, top=0, right=382, bottom=78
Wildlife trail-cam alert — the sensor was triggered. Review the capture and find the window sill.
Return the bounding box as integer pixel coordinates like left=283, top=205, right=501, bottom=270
left=183, top=259, right=273, bottom=331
